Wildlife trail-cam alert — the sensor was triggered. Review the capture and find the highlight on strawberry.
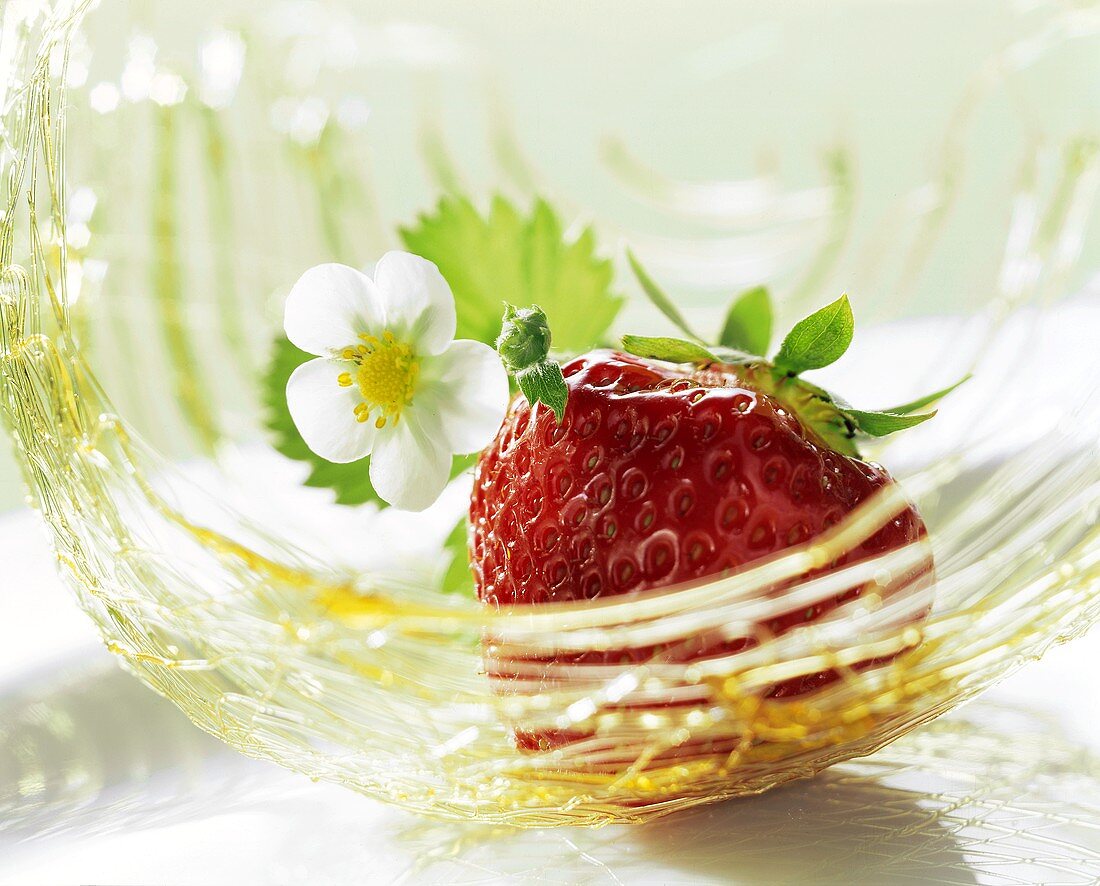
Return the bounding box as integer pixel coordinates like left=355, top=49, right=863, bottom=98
left=469, top=255, right=966, bottom=760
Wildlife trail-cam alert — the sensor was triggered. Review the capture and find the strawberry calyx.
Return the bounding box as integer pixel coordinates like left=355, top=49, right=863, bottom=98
left=615, top=344, right=862, bottom=455
left=491, top=255, right=968, bottom=461
left=738, top=364, right=863, bottom=456
left=622, top=258, right=969, bottom=459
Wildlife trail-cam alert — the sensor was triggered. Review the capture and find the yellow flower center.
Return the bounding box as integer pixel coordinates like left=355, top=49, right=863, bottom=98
left=337, top=331, right=420, bottom=429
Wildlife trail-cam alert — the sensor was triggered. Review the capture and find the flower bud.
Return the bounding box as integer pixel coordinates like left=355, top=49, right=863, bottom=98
left=496, top=303, right=552, bottom=371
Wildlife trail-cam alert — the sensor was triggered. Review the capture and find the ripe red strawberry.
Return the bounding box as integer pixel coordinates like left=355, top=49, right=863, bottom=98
left=472, top=349, right=927, bottom=608
left=472, top=291, right=953, bottom=760
left=472, top=348, right=930, bottom=655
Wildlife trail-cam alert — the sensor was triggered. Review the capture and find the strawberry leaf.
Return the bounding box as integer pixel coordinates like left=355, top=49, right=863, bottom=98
left=440, top=516, right=474, bottom=595
left=719, top=285, right=773, bottom=356
left=400, top=195, right=623, bottom=350
left=621, top=335, right=718, bottom=365
left=774, top=294, right=854, bottom=374
left=844, top=408, right=936, bottom=437
left=876, top=374, right=971, bottom=415
left=626, top=248, right=701, bottom=342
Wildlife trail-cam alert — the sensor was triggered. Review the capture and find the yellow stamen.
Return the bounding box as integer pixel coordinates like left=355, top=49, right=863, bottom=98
left=340, top=329, right=420, bottom=429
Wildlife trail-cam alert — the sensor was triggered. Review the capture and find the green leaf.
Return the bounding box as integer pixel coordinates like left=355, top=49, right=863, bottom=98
left=262, top=337, right=474, bottom=507
left=621, top=335, right=718, bottom=365
left=626, top=248, right=700, bottom=341
left=719, top=285, right=773, bottom=356
left=440, top=516, right=474, bottom=595
left=844, top=408, right=936, bottom=437
left=399, top=195, right=623, bottom=350
left=774, top=294, right=854, bottom=374
left=876, top=374, right=971, bottom=415
left=516, top=360, right=569, bottom=422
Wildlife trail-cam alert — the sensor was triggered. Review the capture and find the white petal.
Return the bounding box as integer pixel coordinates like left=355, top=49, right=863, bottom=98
left=286, top=358, right=377, bottom=463
left=418, top=340, right=510, bottom=454
left=373, top=251, right=456, bottom=356
left=284, top=263, right=386, bottom=356
left=368, top=405, right=451, bottom=511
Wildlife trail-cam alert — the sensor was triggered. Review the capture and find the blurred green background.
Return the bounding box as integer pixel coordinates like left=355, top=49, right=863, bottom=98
left=1, top=0, right=1096, bottom=509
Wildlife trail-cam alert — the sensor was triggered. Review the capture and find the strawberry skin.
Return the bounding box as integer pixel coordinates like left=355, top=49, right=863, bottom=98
left=470, top=350, right=931, bottom=754
left=472, top=351, right=927, bottom=611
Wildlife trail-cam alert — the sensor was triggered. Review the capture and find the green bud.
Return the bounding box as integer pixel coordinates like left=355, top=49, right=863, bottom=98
left=495, top=302, right=569, bottom=424
left=496, top=303, right=552, bottom=372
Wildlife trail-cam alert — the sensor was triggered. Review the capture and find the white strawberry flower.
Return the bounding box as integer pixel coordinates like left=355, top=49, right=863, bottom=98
left=284, top=251, right=509, bottom=511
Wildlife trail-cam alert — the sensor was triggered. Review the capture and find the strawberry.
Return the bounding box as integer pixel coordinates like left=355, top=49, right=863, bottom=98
left=471, top=280, right=960, bottom=758
left=472, top=349, right=928, bottom=616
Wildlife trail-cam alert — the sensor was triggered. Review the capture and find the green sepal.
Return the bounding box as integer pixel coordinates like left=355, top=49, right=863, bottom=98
left=876, top=374, right=971, bottom=415
left=621, top=335, right=718, bottom=365
left=616, top=279, right=965, bottom=457
left=774, top=294, right=854, bottom=374
left=626, top=248, right=701, bottom=342
left=719, top=285, right=773, bottom=356
left=843, top=408, right=936, bottom=437
left=516, top=360, right=569, bottom=422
